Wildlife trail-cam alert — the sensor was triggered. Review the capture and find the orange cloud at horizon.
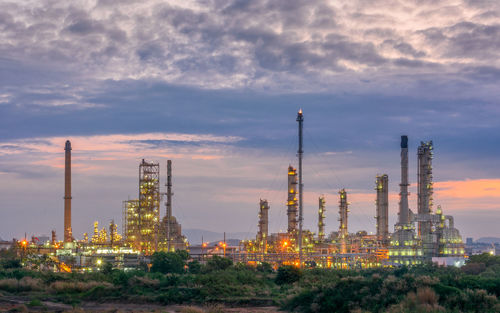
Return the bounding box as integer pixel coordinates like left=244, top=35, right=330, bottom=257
left=434, top=179, right=500, bottom=199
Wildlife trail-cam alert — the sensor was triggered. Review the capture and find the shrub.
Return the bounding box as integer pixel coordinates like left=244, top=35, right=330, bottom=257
left=180, top=306, right=205, bottom=313
left=275, top=265, right=301, bottom=285
left=1, top=259, right=21, bottom=269
left=49, top=281, right=113, bottom=293
left=256, top=262, right=273, bottom=273
left=188, top=260, right=203, bottom=274
left=206, top=256, right=232, bottom=272
left=151, top=251, right=186, bottom=274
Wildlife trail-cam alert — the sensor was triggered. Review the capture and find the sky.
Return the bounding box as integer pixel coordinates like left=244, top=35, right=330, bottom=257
left=1, top=0, right=499, bottom=241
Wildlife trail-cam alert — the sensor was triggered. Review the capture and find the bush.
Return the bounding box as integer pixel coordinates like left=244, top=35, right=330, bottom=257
left=1, top=259, right=21, bottom=269
left=151, top=251, right=186, bottom=274
left=206, top=256, right=232, bottom=272
left=188, top=260, right=203, bottom=274
left=256, top=262, right=273, bottom=273
left=275, top=265, right=301, bottom=285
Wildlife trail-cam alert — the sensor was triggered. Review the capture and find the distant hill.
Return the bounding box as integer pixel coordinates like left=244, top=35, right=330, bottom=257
left=476, top=237, right=500, bottom=244
left=183, top=228, right=254, bottom=245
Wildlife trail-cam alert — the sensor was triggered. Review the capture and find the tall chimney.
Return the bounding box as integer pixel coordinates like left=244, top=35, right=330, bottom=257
left=399, top=135, right=409, bottom=225
left=64, top=140, right=72, bottom=242
left=296, top=109, right=304, bottom=266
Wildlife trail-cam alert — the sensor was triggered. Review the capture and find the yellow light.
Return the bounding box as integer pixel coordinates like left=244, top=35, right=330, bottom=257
left=96, top=259, right=102, bottom=265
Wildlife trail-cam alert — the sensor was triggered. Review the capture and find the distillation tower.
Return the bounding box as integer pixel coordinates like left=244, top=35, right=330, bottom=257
left=417, top=141, right=435, bottom=258
left=338, top=189, right=349, bottom=254
left=375, top=174, right=389, bottom=245
left=137, top=159, right=161, bottom=253
left=287, top=166, right=298, bottom=235
left=257, top=199, right=269, bottom=254
left=318, top=196, right=326, bottom=243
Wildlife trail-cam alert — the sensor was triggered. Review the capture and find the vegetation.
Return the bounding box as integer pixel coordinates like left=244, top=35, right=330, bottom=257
left=0, top=252, right=498, bottom=312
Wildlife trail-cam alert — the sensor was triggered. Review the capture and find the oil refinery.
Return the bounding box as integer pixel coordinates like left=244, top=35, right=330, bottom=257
left=10, top=110, right=466, bottom=272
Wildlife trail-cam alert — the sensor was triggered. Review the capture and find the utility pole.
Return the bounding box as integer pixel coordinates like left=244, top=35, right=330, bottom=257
left=297, top=109, right=304, bottom=267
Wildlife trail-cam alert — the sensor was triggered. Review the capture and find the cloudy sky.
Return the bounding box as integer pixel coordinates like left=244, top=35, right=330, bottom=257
left=1, top=0, right=499, bottom=241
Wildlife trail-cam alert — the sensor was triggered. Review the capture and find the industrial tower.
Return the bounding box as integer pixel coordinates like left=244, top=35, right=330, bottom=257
left=318, top=196, right=326, bottom=242
left=389, top=136, right=422, bottom=265
left=159, top=160, right=188, bottom=252
left=296, top=109, right=304, bottom=266
left=138, top=159, right=161, bottom=254
left=287, top=165, right=298, bottom=234
left=417, top=141, right=435, bottom=257
left=64, top=140, right=73, bottom=243
left=257, top=199, right=269, bottom=253
left=338, top=189, right=349, bottom=254
left=375, top=174, right=389, bottom=245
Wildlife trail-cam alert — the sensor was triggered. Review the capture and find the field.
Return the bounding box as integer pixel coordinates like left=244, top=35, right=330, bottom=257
left=0, top=253, right=498, bottom=313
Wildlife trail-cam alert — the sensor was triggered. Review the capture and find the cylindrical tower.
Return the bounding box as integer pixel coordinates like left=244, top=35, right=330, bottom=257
left=166, top=160, right=173, bottom=251
left=375, top=174, right=389, bottom=244
left=296, top=109, right=304, bottom=264
left=286, top=165, right=298, bottom=234
left=257, top=199, right=269, bottom=253
left=338, top=189, right=349, bottom=254
left=64, top=140, right=72, bottom=242
left=399, top=135, right=410, bottom=225
left=417, top=141, right=433, bottom=236
left=318, top=196, right=326, bottom=242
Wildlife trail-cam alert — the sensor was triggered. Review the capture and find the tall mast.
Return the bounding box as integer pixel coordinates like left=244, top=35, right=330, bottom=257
left=297, top=109, right=304, bottom=266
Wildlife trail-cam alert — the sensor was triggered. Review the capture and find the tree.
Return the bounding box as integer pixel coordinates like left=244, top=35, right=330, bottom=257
left=151, top=252, right=185, bottom=274
left=188, top=260, right=202, bottom=274
left=206, top=255, right=232, bottom=271
left=275, top=265, right=301, bottom=285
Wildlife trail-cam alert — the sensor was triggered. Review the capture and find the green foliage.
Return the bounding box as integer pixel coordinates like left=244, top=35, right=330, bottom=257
left=0, top=256, right=499, bottom=311
left=101, top=261, right=113, bottom=275
left=256, top=262, right=273, bottom=273
left=151, top=251, right=186, bottom=274
left=27, top=298, right=44, bottom=307
left=275, top=265, right=301, bottom=285
left=1, top=259, right=21, bottom=269
left=205, top=256, right=233, bottom=272
left=176, top=249, right=190, bottom=261
left=188, top=260, right=203, bottom=274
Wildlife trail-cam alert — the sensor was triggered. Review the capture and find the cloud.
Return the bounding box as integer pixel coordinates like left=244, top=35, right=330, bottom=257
left=0, top=0, right=498, bottom=95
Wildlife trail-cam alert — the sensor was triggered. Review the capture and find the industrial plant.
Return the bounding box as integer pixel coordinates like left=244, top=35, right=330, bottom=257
left=10, top=110, right=466, bottom=271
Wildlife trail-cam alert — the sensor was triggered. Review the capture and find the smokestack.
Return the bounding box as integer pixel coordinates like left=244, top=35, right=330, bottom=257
left=64, top=140, right=72, bottom=242
left=296, top=109, right=304, bottom=266
left=375, top=174, right=389, bottom=244
left=399, top=136, right=410, bottom=225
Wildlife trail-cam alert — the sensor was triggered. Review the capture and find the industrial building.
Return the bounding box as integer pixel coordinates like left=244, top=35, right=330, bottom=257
left=388, top=137, right=465, bottom=265
left=13, top=110, right=466, bottom=272
left=122, top=159, right=188, bottom=255
left=241, top=111, right=465, bottom=268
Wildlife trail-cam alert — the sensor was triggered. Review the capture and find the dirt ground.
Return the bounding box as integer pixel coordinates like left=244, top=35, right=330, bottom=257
left=0, top=296, right=283, bottom=313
